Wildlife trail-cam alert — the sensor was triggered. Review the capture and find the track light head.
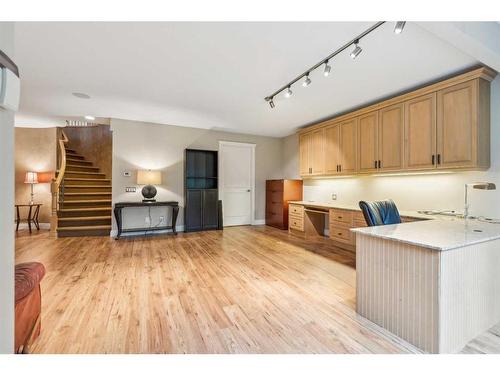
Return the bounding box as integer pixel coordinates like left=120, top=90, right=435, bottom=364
left=323, top=61, right=331, bottom=77
left=302, top=74, right=311, bottom=87
left=350, top=40, right=362, bottom=59
left=269, top=98, right=275, bottom=108
left=284, top=86, right=293, bottom=98
left=394, top=21, right=406, bottom=34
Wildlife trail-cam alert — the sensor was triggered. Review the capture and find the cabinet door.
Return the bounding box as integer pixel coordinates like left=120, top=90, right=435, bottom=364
left=339, top=118, right=357, bottom=173
left=437, top=81, right=477, bottom=168
left=378, top=103, right=404, bottom=171
left=202, top=189, right=219, bottom=229
left=299, top=133, right=311, bottom=176
left=404, top=93, right=437, bottom=170
left=357, top=111, right=379, bottom=172
left=185, top=189, right=203, bottom=231
left=324, top=124, right=341, bottom=174
left=310, top=128, right=325, bottom=175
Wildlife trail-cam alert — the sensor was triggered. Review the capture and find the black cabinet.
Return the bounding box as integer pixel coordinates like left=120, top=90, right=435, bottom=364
left=184, top=149, right=219, bottom=232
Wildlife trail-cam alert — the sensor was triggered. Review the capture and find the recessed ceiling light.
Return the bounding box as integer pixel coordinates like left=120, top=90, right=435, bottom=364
left=84, top=115, right=96, bottom=121
left=72, top=92, right=91, bottom=99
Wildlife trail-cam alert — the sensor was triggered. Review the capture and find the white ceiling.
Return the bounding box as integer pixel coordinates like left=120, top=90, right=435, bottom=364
left=14, top=22, right=479, bottom=137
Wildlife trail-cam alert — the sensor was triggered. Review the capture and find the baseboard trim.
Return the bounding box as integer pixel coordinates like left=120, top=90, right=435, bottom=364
left=15, top=222, right=51, bottom=230
left=252, top=219, right=265, bottom=225
left=110, top=225, right=185, bottom=238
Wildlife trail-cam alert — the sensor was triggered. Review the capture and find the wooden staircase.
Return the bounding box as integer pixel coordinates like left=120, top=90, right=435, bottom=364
left=56, top=147, right=112, bottom=237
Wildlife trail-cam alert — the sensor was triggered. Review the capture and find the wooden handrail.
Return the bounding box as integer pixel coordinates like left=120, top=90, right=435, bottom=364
left=50, top=129, right=69, bottom=237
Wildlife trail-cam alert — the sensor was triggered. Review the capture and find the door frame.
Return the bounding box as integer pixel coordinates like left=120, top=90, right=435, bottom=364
left=218, top=141, right=256, bottom=225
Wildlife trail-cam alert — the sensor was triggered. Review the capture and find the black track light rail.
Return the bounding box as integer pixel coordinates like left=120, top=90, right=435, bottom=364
left=264, top=21, right=385, bottom=104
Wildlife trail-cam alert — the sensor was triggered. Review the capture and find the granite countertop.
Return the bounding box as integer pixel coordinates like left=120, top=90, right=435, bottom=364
left=351, top=219, right=500, bottom=251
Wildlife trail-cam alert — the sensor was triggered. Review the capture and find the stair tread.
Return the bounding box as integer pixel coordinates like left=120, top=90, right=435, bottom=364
left=59, top=216, right=112, bottom=221
left=59, top=207, right=111, bottom=212
left=65, top=171, right=105, bottom=175
left=67, top=164, right=99, bottom=169
left=62, top=199, right=111, bottom=203
left=57, top=225, right=111, bottom=231
left=63, top=192, right=111, bottom=195
left=64, top=178, right=111, bottom=181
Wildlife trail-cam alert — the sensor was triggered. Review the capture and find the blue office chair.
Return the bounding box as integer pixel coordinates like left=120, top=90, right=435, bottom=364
left=359, top=199, right=402, bottom=226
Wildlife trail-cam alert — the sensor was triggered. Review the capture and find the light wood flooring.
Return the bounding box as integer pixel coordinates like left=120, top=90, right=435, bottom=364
left=15, top=226, right=500, bottom=354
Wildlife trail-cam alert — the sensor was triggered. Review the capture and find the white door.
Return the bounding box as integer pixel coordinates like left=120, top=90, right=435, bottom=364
left=219, top=141, right=255, bottom=226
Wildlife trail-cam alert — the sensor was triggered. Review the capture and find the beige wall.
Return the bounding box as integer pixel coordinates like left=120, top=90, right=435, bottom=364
left=0, top=21, right=15, bottom=354
left=111, top=118, right=283, bottom=232
left=283, top=76, right=500, bottom=219
left=14, top=127, right=57, bottom=223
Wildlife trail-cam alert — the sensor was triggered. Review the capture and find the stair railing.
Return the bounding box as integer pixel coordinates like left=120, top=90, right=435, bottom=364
left=50, top=129, right=69, bottom=236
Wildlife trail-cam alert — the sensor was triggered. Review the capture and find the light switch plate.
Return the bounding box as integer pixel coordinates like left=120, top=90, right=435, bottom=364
left=123, top=171, right=131, bottom=177
left=125, top=187, right=136, bottom=193
left=331, top=193, right=337, bottom=200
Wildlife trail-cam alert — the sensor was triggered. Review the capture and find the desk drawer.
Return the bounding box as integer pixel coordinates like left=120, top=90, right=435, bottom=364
left=329, top=225, right=352, bottom=244
left=329, top=209, right=353, bottom=225
left=289, top=204, right=304, bottom=216
left=289, top=215, right=304, bottom=231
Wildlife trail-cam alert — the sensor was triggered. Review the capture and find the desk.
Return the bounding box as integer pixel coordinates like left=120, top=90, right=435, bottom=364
left=15, top=203, right=42, bottom=233
left=114, top=201, right=179, bottom=239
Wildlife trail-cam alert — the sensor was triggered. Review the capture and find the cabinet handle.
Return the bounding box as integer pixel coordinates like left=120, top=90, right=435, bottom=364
left=378, top=160, right=381, bottom=169
left=432, top=154, right=435, bottom=165
left=437, top=154, right=441, bottom=165
left=337, top=232, right=342, bottom=236
left=374, top=160, right=377, bottom=169
left=339, top=165, right=342, bottom=172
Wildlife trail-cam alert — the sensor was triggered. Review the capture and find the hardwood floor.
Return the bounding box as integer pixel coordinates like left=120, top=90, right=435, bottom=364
left=14, top=226, right=499, bottom=354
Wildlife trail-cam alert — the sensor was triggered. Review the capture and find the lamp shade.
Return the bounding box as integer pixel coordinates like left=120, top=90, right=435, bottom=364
left=137, top=170, right=162, bottom=185
left=24, top=171, right=38, bottom=184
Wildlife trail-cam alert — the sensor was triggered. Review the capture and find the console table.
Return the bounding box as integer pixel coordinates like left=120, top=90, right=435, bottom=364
left=114, top=201, right=179, bottom=239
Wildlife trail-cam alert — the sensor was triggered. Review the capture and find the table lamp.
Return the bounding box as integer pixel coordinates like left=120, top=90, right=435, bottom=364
left=137, top=170, right=162, bottom=202
left=464, top=182, right=496, bottom=219
left=24, top=171, right=38, bottom=205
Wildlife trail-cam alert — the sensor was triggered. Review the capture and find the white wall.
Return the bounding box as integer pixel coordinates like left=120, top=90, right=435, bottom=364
left=282, top=76, right=500, bottom=219
left=111, top=118, right=283, bottom=233
left=0, top=22, right=15, bottom=354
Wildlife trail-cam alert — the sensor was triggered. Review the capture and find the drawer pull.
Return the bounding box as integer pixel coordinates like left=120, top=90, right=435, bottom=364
left=337, top=232, right=342, bottom=236
left=337, top=216, right=342, bottom=219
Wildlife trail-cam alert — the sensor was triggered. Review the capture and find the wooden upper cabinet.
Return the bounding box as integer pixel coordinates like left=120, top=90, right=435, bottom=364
left=299, top=129, right=325, bottom=176
left=297, top=68, right=494, bottom=177
left=437, top=80, right=477, bottom=169
left=310, top=128, right=325, bottom=175
left=325, top=124, right=341, bottom=174
left=357, top=111, right=378, bottom=173
left=299, top=133, right=311, bottom=176
left=378, top=103, right=404, bottom=171
left=404, top=93, right=437, bottom=170
left=339, top=119, right=357, bottom=173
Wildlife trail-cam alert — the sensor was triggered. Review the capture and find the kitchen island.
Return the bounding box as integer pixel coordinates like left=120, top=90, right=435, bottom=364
left=352, top=219, right=500, bottom=353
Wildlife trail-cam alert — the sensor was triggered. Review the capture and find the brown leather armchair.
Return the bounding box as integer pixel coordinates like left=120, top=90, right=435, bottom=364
left=15, top=262, right=45, bottom=354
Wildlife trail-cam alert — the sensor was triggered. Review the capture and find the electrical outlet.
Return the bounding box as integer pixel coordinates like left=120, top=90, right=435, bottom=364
left=331, top=193, right=337, bottom=200
left=125, top=187, right=136, bottom=193
left=159, top=216, right=165, bottom=223
left=123, top=171, right=131, bottom=177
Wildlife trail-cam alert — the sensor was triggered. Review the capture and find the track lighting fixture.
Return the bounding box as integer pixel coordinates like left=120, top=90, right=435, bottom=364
left=302, top=74, right=311, bottom=87
left=394, top=21, right=406, bottom=34
left=350, top=40, right=362, bottom=59
left=323, top=61, right=331, bottom=77
left=264, top=21, right=396, bottom=108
